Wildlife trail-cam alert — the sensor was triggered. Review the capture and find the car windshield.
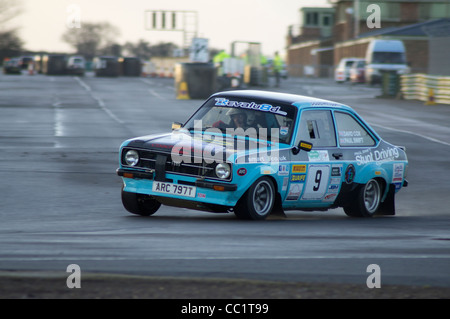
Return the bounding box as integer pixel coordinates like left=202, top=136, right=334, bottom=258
left=372, top=52, right=406, bottom=64
left=345, top=61, right=355, bottom=67
left=182, top=96, right=298, bottom=145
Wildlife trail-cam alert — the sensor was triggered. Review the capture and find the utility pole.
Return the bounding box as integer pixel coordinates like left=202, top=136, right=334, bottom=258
left=354, top=0, right=359, bottom=38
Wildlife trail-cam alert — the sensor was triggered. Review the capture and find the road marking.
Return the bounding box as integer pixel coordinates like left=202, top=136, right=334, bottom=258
left=73, top=76, right=124, bottom=124
left=73, top=76, right=91, bottom=92
left=371, top=123, right=450, bottom=147
left=141, top=78, right=168, bottom=99
left=148, top=89, right=164, bottom=99
left=0, top=255, right=449, bottom=261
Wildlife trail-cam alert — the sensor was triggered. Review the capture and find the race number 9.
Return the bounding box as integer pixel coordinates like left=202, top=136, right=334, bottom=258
left=302, top=165, right=330, bottom=200
left=313, top=170, right=322, bottom=191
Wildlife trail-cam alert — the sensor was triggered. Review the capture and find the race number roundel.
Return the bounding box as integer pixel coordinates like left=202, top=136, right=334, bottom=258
left=302, top=165, right=330, bottom=200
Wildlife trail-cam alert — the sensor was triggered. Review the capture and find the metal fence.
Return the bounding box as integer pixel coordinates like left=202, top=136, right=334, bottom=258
left=286, top=64, right=334, bottom=78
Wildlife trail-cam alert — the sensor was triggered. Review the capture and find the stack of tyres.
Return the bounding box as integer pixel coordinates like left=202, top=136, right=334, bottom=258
left=44, top=55, right=67, bottom=75
left=175, top=63, right=217, bottom=99
left=94, top=56, right=120, bottom=77
left=122, top=57, right=141, bottom=76
left=381, top=71, right=400, bottom=97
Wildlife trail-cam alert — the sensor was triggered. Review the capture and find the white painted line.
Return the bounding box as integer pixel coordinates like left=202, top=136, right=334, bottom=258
left=149, top=89, right=164, bottom=99
left=371, top=123, right=450, bottom=147
left=73, top=76, right=124, bottom=124
left=73, top=76, right=91, bottom=92
left=0, top=255, right=449, bottom=261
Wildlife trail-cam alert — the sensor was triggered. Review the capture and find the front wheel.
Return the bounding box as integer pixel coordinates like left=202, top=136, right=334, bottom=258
left=234, top=177, right=275, bottom=220
left=344, top=179, right=381, bottom=217
left=121, top=187, right=161, bottom=216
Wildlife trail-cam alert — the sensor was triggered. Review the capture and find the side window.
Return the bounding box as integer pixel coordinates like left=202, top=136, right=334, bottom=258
left=334, top=112, right=376, bottom=146
left=297, top=110, right=336, bottom=147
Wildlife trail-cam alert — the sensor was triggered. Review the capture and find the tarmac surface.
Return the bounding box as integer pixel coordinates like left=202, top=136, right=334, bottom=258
left=1, top=271, right=449, bottom=299
left=1, top=72, right=449, bottom=301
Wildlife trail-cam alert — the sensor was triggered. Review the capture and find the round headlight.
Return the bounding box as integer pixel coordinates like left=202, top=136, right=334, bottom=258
left=215, top=163, right=231, bottom=179
left=125, top=150, right=139, bottom=166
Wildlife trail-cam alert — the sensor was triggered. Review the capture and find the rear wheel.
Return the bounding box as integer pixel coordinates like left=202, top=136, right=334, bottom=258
left=121, top=187, right=161, bottom=216
left=344, top=179, right=381, bottom=217
left=234, top=177, right=275, bottom=220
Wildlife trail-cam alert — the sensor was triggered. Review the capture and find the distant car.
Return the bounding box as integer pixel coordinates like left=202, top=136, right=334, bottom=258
left=3, top=58, right=22, bottom=74
left=19, top=56, right=34, bottom=70
left=117, top=90, right=408, bottom=220
left=350, top=60, right=366, bottom=83
left=335, top=58, right=364, bottom=83
left=66, top=56, right=85, bottom=76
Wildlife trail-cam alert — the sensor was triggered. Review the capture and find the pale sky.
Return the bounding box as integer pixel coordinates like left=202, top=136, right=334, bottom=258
left=15, top=0, right=330, bottom=58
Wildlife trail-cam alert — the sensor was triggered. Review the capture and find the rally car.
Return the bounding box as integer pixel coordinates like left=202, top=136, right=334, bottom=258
left=117, top=90, right=408, bottom=220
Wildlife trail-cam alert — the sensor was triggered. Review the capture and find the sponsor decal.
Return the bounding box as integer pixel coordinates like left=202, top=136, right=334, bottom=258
left=286, top=183, right=303, bottom=201
left=330, top=177, right=341, bottom=185
left=278, top=164, right=289, bottom=176
left=260, top=167, right=275, bottom=174
left=345, top=164, right=355, bottom=184
left=323, top=193, right=338, bottom=202
left=308, top=150, right=329, bottom=162
left=331, top=164, right=343, bottom=176
left=214, top=98, right=287, bottom=116
left=354, top=147, right=400, bottom=165
left=282, top=177, right=289, bottom=191
left=299, top=141, right=312, bottom=151
left=392, top=163, right=404, bottom=183
left=292, top=164, right=306, bottom=173
left=290, top=174, right=306, bottom=183
left=328, top=184, right=340, bottom=192
left=237, top=167, right=247, bottom=176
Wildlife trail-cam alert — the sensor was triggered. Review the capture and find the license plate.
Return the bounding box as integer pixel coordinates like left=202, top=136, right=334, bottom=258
left=152, top=181, right=196, bottom=198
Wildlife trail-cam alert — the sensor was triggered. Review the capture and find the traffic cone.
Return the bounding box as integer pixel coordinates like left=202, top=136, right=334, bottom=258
left=425, top=88, right=436, bottom=105
left=28, top=62, right=34, bottom=75
left=177, top=81, right=190, bottom=100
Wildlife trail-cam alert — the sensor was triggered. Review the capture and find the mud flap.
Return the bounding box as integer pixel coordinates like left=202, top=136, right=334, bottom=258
left=377, top=184, right=396, bottom=216
left=270, top=193, right=286, bottom=218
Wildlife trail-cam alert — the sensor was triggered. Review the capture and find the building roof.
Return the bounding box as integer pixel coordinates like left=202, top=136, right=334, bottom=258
left=358, top=18, right=450, bottom=38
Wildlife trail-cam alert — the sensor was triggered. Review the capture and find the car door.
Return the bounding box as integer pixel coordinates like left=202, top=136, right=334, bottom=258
left=285, top=109, right=338, bottom=206
left=333, top=110, right=378, bottom=184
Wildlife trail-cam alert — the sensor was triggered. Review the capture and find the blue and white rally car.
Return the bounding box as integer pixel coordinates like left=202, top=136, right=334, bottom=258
left=117, top=90, right=408, bottom=220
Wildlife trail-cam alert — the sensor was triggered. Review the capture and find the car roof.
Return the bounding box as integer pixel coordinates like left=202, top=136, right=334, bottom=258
left=211, top=90, right=354, bottom=112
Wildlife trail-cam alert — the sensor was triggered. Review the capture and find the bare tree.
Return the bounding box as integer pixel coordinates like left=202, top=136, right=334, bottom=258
left=0, top=0, right=23, bottom=62
left=123, top=39, right=153, bottom=60
left=0, top=0, right=23, bottom=30
left=61, top=22, right=120, bottom=59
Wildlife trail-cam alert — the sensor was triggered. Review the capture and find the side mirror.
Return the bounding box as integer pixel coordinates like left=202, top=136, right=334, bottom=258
left=292, top=140, right=313, bottom=155
left=172, top=122, right=182, bottom=130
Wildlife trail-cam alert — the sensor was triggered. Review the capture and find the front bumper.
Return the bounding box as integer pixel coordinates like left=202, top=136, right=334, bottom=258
left=117, top=168, right=239, bottom=206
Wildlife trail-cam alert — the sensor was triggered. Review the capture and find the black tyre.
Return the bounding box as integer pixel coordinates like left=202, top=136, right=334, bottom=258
left=121, top=187, right=161, bottom=216
left=234, top=177, right=275, bottom=220
left=344, top=179, right=381, bottom=217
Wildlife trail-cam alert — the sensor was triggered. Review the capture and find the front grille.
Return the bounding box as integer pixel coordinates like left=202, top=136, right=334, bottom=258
left=121, top=147, right=229, bottom=180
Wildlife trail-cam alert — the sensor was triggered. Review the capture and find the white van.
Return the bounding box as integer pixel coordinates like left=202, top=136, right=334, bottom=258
left=365, top=40, right=410, bottom=84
